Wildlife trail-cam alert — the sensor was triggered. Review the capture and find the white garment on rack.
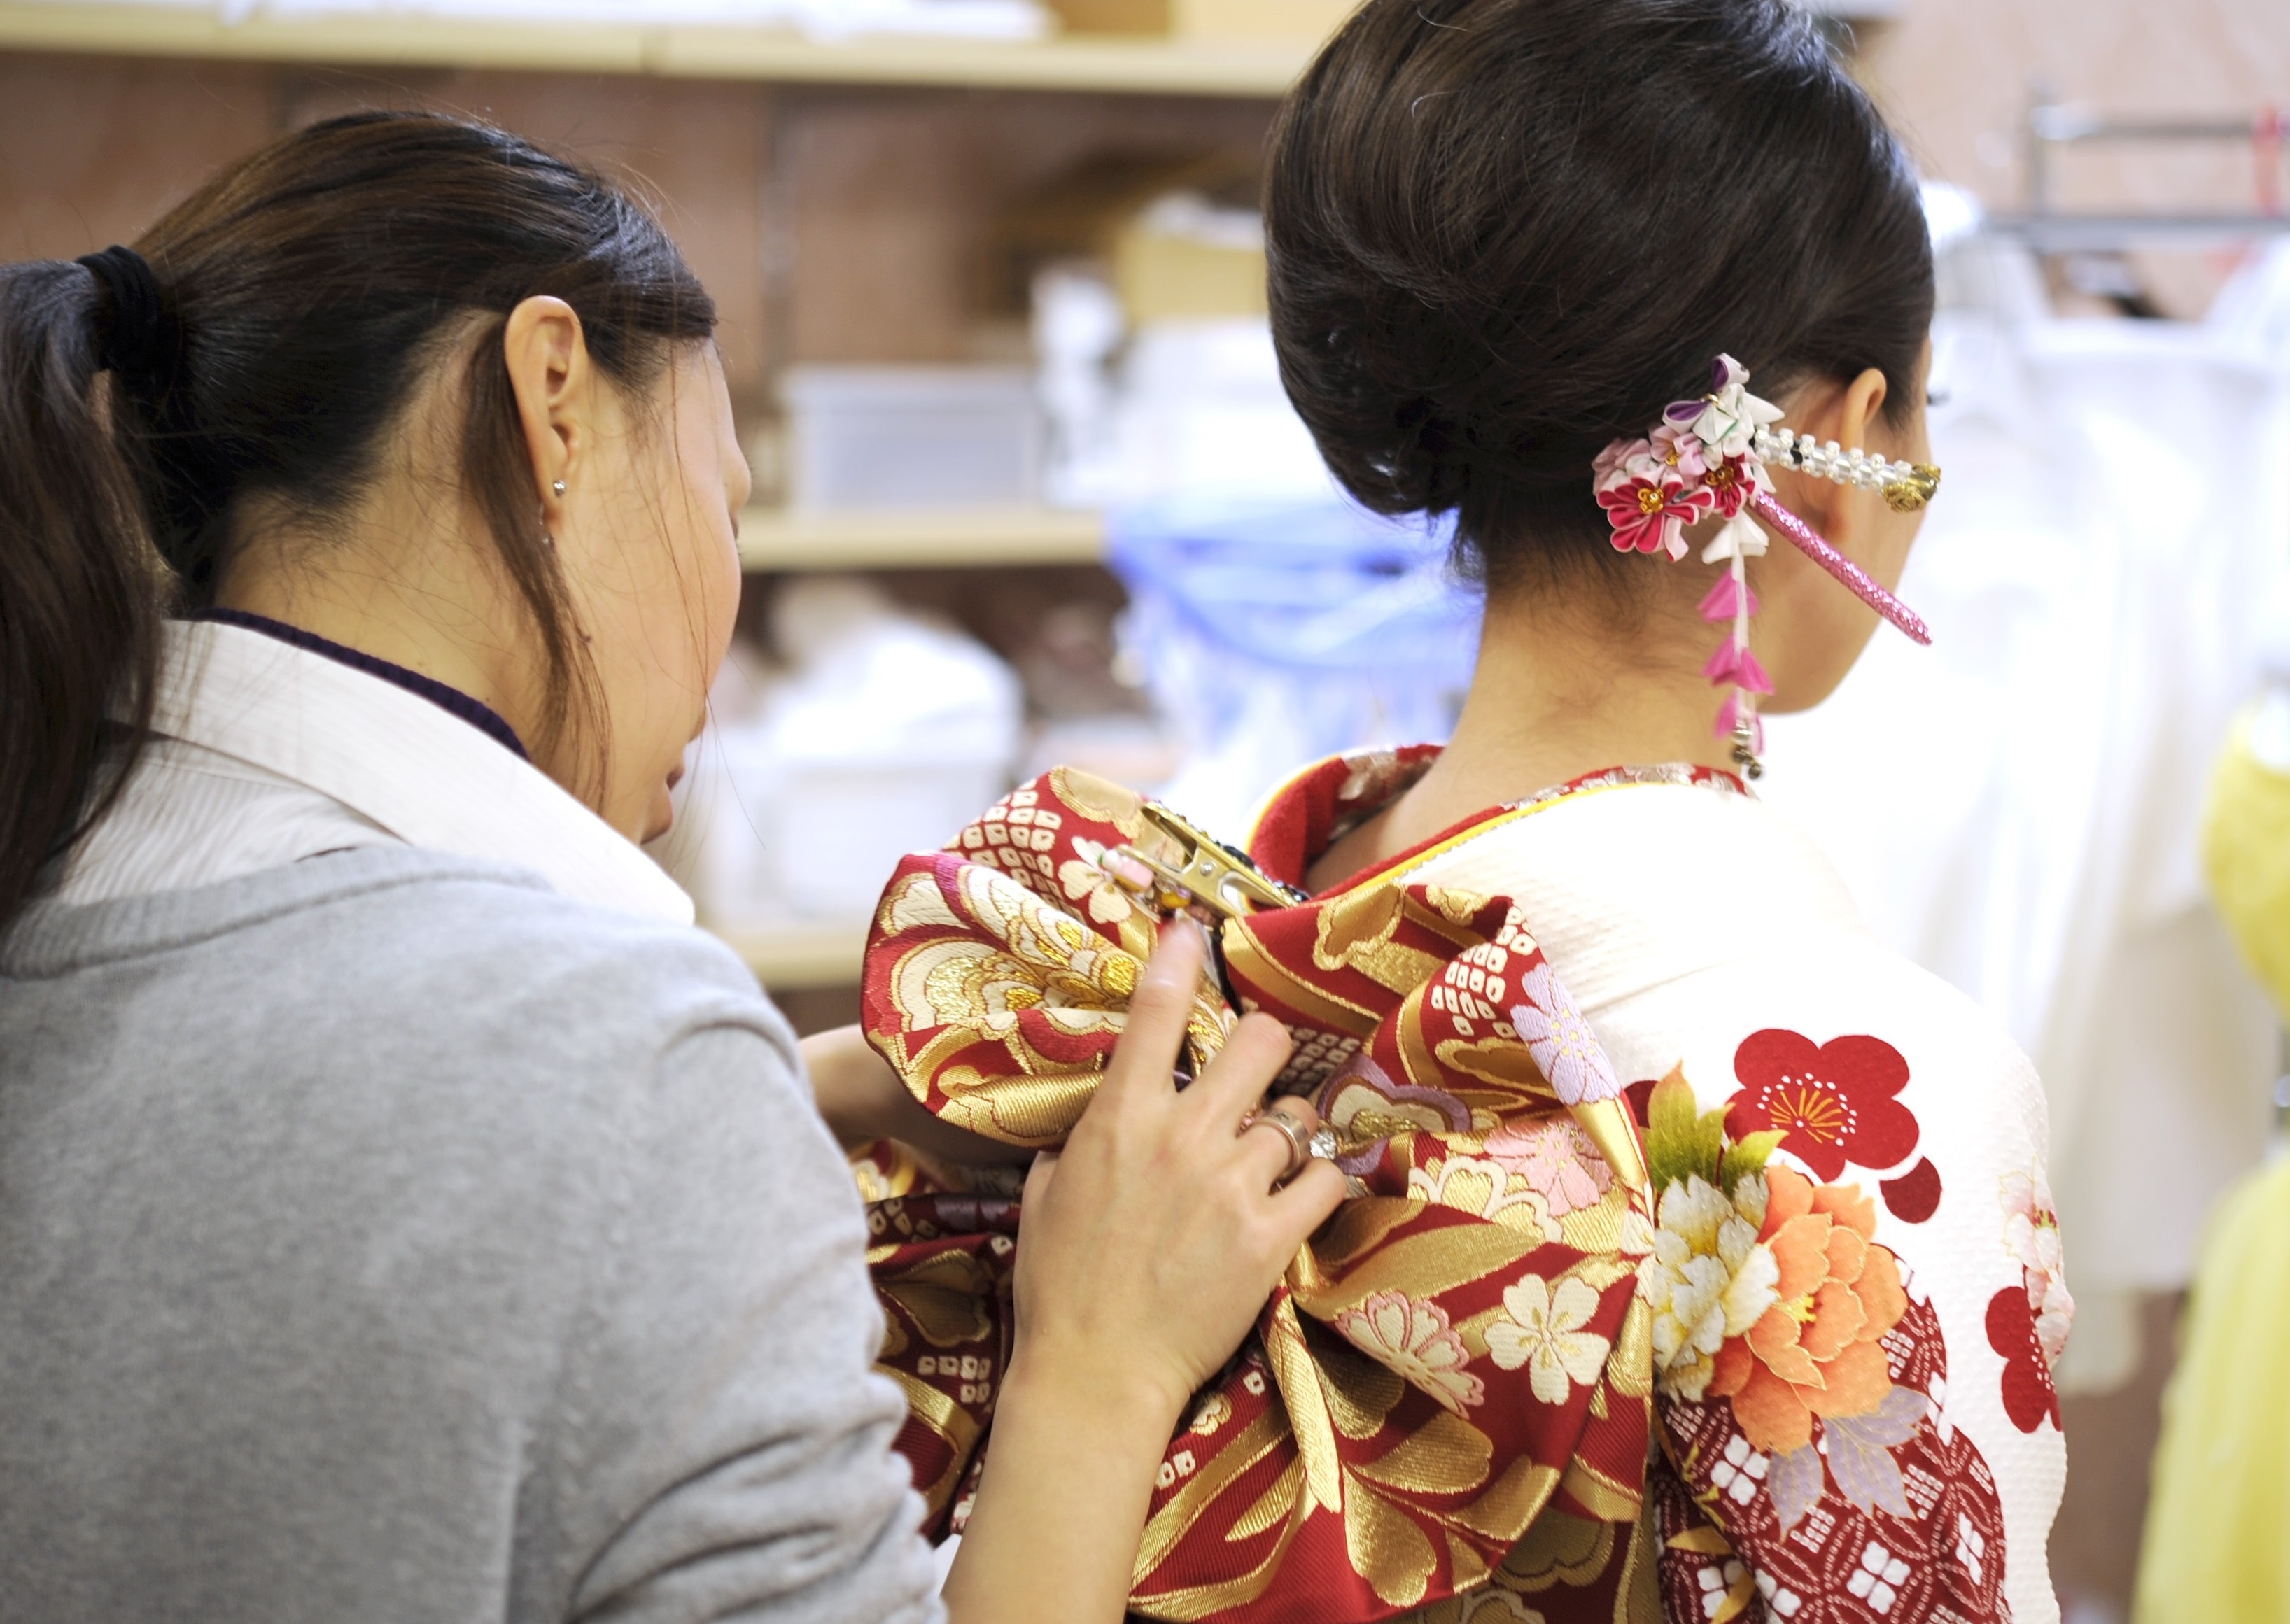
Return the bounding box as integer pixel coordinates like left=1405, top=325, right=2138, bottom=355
left=1762, top=271, right=2290, bottom=1390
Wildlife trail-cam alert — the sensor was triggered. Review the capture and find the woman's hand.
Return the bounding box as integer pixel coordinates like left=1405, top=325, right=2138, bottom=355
left=799, top=1022, right=1032, bottom=1167
left=943, top=917, right=1347, bottom=1624
left=1011, top=917, right=1346, bottom=1420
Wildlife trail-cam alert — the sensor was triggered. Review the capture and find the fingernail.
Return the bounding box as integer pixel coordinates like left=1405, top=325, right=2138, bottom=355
left=1158, top=912, right=1209, bottom=949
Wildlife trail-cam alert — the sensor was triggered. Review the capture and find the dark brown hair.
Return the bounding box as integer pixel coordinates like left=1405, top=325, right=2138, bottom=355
left=0, top=111, right=715, bottom=936
left=1266, top=0, right=1933, bottom=594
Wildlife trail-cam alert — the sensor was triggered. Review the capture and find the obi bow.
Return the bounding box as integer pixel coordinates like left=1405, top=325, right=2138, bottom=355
left=855, top=768, right=1657, bottom=1623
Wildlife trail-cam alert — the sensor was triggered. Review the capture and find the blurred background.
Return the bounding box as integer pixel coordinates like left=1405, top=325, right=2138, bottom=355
left=3, top=0, right=2282, bottom=1617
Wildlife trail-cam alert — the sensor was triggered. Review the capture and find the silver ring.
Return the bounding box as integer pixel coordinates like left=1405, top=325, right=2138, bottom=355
left=1240, top=1105, right=1312, bottom=1182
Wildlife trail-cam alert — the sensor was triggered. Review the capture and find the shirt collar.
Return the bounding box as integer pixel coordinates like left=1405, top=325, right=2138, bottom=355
left=191, top=607, right=531, bottom=761
left=151, top=619, right=694, bottom=926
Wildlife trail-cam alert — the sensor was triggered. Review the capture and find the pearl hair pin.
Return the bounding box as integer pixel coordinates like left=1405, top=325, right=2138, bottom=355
left=1750, top=425, right=1941, bottom=514
left=1593, top=354, right=1940, bottom=779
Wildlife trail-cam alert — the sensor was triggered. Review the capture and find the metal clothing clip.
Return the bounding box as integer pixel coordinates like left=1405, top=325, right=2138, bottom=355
left=1108, top=802, right=1307, bottom=921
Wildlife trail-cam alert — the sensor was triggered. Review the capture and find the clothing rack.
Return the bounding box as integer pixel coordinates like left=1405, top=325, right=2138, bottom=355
left=1983, top=98, right=2290, bottom=252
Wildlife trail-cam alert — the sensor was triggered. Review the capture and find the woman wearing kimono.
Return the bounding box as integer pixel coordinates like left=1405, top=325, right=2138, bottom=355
left=811, top=0, right=2070, bottom=1619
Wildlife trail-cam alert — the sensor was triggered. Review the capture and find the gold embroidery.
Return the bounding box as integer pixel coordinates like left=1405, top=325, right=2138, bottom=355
left=1221, top=917, right=1382, bottom=1035
left=882, top=1367, right=983, bottom=1513
left=1452, top=1455, right=1562, bottom=1544
left=1314, top=884, right=1407, bottom=969
left=1133, top=1406, right=1291, bottom=1579
left=1493, top=1508, right=1615, bottom=1592
left=875, top=1248, right=998, bottom=1348
left=1346, top=1477, right=1441, bottom=1609
left=1353, top=1407, right=1496, bottom=1499
left=1555, top=1457, right=1644, bottom=1523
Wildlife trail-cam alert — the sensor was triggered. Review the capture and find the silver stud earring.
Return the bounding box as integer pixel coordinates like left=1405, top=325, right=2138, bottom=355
left=552, top=479, right=567, bottom=497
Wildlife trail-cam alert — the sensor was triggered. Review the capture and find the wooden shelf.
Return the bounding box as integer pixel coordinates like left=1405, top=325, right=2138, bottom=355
left=0, top=4, right=1312, bottom=95
left=736, top=503, right=1104, bottom=571
left=708, top=918, right=868, bottom=989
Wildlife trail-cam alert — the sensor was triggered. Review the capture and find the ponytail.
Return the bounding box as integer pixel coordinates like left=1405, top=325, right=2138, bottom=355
left=0, top=258, right=164, bottom=939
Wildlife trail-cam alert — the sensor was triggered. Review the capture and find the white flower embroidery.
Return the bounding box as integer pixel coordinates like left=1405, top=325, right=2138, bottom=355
left=1485, top=1273, right=1613, bottom=1404
left=1643, top=1173, right=1778, bottom=1401
left=1506, top=961, right=1620, bottom=1105
left=2002, top=1166, right=2075, bottom=1369
left=1331, top=1289, right=1485, bottom=1415
left=1057, top=842, right=1135, bottom=926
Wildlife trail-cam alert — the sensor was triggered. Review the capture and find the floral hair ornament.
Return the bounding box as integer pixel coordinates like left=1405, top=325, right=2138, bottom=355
left=1594, top=355, right=1939, bottom=779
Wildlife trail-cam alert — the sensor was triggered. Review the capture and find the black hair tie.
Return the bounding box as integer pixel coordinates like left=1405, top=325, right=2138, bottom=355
left=75, top=243, right=216, bottom=581
left=76, top=245, right=176, bottom=395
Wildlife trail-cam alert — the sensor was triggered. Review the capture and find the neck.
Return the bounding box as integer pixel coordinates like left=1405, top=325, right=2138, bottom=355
left=213, top=514, right=540, bottom=751
left=1308, top=579, right=1729, bottom=889
left=1438, top=586, right=1733, bottom=795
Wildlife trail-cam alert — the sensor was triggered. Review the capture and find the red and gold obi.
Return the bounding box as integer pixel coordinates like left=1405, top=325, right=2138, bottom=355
left=855, top=762, right=1659, bottom=1623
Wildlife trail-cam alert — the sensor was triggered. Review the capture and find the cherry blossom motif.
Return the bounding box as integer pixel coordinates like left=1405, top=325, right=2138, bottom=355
left=1484, top=1274, right=1613, bottom=1404
left=1482, top=1117, right=1614, bottom=1217
left=1645, top=1173, right=1780, bottom=1401
left=2001, top=1167, right=2075, bottom=1368
left=1596, top=458, right=1715, bottom=559
left=1725, top=1029, right=1920, bottom=1183
left=1057, top=844, right=1135, bottom=926
left=1708, top=1167, right=1909, bottom=1455
left=1330, top=1289, right=1486, bottom=1415
left=1507, top=960, right=1622, bottom=1106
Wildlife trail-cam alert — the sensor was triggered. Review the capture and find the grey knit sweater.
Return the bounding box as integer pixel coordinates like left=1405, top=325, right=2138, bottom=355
left=0, top=847, right=942, bottom=1624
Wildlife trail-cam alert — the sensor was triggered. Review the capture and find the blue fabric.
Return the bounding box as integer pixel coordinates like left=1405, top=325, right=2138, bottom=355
left=1104, top=495, right=1483, bottom=831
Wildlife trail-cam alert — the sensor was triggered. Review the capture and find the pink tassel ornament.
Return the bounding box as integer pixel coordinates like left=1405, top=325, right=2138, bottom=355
left=1698, top=575, right=1759, bottom=622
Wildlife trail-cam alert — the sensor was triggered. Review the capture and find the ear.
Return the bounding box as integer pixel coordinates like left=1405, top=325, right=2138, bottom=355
left=1768, top=366, right=1890, bottom=551
left=501, top=295, right=592, bottom=528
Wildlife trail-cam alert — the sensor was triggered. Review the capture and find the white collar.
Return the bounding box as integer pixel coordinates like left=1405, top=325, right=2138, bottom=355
left=146, top=619, right=694, bottom=926
left=1396, top=778, right=1867, bottom=1014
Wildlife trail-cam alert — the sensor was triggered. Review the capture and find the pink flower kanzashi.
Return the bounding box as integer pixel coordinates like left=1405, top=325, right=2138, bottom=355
left=1650, top=421, right=1709, bottom=481
left=1596, top=463, right=1714, bottom=560
left=1696, top=450, right=1769, bottom=518
left=1592, top=435, right=1653, bottom=487
left=1484, top=1117, right=1614, bottom=1217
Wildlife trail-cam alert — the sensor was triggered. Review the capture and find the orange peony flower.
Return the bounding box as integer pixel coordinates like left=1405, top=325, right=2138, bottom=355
left=1708, top=1165, right=1909, bottom=1455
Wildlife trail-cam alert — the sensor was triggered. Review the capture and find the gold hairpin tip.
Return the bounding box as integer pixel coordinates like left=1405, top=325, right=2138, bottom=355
left=1882, top=463, right=1943, bottom=513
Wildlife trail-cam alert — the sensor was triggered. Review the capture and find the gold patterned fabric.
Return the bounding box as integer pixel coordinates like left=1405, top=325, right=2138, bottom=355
left=856, top=765, right=1659, bottom=1623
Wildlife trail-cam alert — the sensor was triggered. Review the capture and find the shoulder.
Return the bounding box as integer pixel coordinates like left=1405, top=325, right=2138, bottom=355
left=55, top=847, right=810, bottom=1155
left=1614, top=930, right=2047, bottom=1193
left=242, top=845, right=787, bottom=1053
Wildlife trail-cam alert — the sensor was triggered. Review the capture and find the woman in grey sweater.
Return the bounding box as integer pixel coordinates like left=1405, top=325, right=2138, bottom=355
left=0, top=112, right=1342, bottom=1624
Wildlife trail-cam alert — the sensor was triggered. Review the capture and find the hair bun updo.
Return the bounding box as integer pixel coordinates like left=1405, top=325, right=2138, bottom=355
left=1265, top=0, right=1932, bottom=593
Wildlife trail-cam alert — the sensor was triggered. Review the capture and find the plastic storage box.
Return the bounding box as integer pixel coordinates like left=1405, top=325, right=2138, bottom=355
left=782, top=365, right=1045, bottom=510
